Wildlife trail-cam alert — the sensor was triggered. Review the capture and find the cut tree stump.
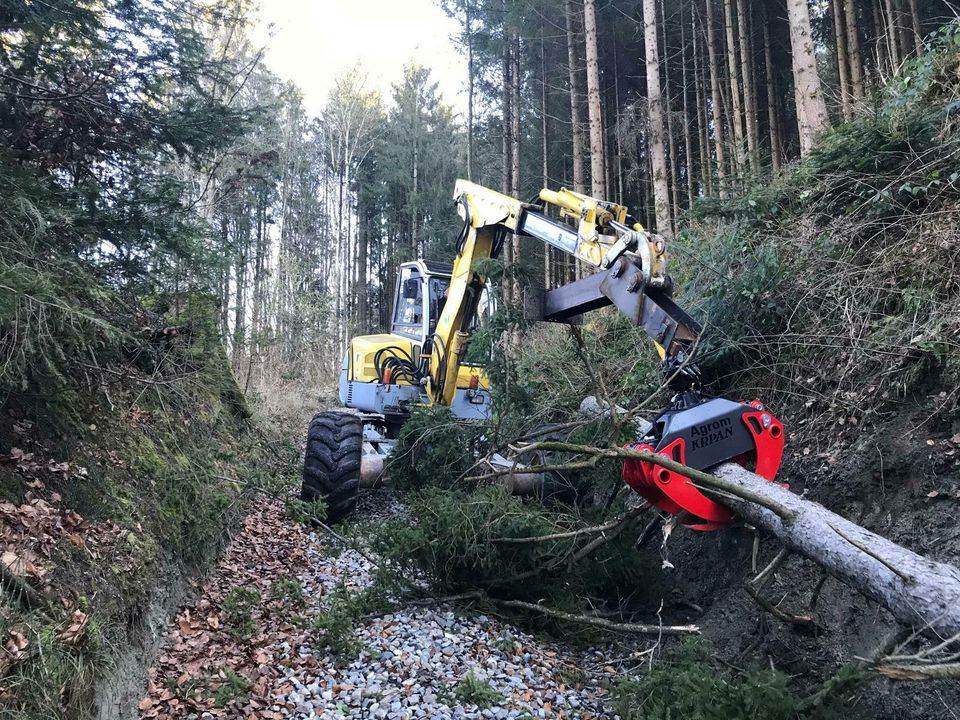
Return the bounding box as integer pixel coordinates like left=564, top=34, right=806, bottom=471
left=713, top=462, right=960, bottom=636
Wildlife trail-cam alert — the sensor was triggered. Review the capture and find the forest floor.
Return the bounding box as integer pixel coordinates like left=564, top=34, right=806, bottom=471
left=137, top=489, right=640, bottom=720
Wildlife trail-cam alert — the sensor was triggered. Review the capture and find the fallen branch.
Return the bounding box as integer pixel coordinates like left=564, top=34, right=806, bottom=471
left=493, top=597, right=700, bottom=636
left=742, top=581, right=819, bottom=632
left=498, top=442, right=797, bottom=522
left=490, top=504, right=647, bottom=544
left=415, top=590, right=699, bottom=636
left=873, top=662, right=960, bottom=681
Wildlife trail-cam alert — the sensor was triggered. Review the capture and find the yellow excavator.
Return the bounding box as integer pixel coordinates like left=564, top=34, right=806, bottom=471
left=302, top=180, right=784, bottom=526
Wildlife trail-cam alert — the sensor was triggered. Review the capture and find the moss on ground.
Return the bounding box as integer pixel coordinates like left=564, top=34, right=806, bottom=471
left=0, top=291, right=284, bottom=719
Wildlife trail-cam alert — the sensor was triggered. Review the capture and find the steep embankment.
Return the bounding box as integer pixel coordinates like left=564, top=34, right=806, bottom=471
left=0, top=249, right=276, bottom=718
left=643, top=26, right=960, bottom=719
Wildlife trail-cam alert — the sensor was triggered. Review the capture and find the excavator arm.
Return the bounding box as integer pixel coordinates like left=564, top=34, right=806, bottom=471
left=426, top=179, right=701, bottom=406
left=427, top=179, right=786, bottom=532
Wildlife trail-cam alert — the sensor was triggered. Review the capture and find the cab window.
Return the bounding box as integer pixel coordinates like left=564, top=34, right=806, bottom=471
left=428, top=276, right=450, bottom=333
left=392, top=267, right=424, bottom=339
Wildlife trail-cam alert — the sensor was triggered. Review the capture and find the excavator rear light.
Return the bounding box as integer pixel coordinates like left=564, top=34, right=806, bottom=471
left=469, top=374, right=479, bottom=390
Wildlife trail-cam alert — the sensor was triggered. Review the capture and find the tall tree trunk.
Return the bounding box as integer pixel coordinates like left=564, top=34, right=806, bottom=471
left=681, top=3, right=696, bottom=207
left=466, top=1, right=475, bottom=181
left=502, top=20, right=513, bottom=196
left=736, top=0, right=759, bottom=173
left=883, top=0, right=902, bottom=71
left=714, top=462, right=960, bottom=638
left=763, top=19, right=783, bottom=172
left=833, top=0, right=852, bottom=119
left=907, top=0, right=922, bottom=55
left=612, top=32, right=625, bottom=203
left=357, top=205, right=368, bottom=332
left=583, top=0, right=606, bottom=198
left=896, top=0, right=913, bottom=60
left=565, top=0, right=586, bottom=195
left=723, top=0, right=746, bottom=180
left=787, top=0, right=831, bottom=155
left=693, top=7, right=712, bottom=196
left=541, top=32, right=551, bottom=289
left=661, top=1, right=679, bottom=231
left=873, top=0, right=889, bottom=76
left=844, top=0, right=865, bottom=100
left=511, top=29, right=522, bottom=303
left=644, top=0, right=671, bottom=237
left=704, top=0, right=727, bottom=197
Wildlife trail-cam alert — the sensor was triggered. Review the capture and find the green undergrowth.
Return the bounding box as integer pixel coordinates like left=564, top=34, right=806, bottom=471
left=0, top=247, right=280, bottom=717
left=611, top=639, right=854, bottom=720
left=367, top=484, right=647, bottom=620
left=676, top=24, right=960, bottom=420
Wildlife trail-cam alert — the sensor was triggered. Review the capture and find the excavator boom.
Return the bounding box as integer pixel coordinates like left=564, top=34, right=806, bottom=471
left=427, top=179, right=701, bottom=406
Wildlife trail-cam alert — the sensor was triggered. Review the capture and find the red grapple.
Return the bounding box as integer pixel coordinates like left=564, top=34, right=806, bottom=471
left=622, top=400, right=785, bottom=531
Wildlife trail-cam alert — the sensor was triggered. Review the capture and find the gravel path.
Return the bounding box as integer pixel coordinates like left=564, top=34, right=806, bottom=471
left=139, top=491, right=633, bottom=720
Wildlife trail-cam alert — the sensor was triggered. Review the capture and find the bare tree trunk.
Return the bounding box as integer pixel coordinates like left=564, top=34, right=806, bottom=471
left=787, top=0, right=831, bottom=155
left=644, top=0, right=671, bottom=237
left=511, top=29, right=522, bottom=304
left=723, top=0, right=746, bottom=180
left=502, top=20, right=513, bottom=196
left=763, top=19, right=783, bottom=172
left=681, top=3, right=696, bottom=207
left=693, top=7, right=712, bottom=196
left=897, top=0, right=913, bottom=60
left=715, top=463, right=960, bottom=637
left=541, top=31, right=551, bottom=290
left=466, top=1, right=474, bottom=181
left=845, top=0, right=865, bottom=100
left=565, top=0, right=586, bottom=196
left=736, top=0, right=759, bottom=173
left=833, top=0, right=853, bottom=119
left=873, top=0, right=889, bottom=76
left=883, top=0, right=902, bottom=71
left=704, top=0, right=727, bottom=197
left=357, top=206, right=368, bottom=332
left=661, top=1, right=679, bottom=231
left=612, top=33, right=625, bottom=203
left=907, top=0, right=922, bottom=55
left=583, top=0, right=607, bottom=198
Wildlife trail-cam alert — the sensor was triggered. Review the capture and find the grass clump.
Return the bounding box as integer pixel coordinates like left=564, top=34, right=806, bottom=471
left=454, top=670, right=501, bottom=708
left=270, top=577, right=306, bottom=608
left=309, top=583, right=391, bottom=662
left=223, top=587, right=261, bottom=638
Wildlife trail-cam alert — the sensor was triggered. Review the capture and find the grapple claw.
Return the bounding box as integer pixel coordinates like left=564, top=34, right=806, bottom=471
left=623, top=398, right=784, bottom=530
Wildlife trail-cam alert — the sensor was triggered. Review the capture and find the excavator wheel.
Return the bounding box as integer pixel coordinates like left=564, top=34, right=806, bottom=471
left=301, top=410, right=361, bottom=523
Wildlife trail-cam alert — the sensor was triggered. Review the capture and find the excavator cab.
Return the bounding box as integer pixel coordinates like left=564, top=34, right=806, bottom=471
left=391, top=262, right=452, bottom=341
left=337, top=260, right=493, bottom=426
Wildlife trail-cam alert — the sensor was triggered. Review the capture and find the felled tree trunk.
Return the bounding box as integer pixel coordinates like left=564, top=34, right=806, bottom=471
left=714, top=462, right=960, bottom=636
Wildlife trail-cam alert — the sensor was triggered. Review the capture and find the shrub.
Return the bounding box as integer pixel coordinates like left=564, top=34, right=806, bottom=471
left=367, top=484, right=647, bottom=611
left=612, top=640, right=802, bottom=720
left=454, top=670, right=501, bottom=708
left=387, top=405, right=490, bottom=491
left=223, top=587, right=261, bottom=638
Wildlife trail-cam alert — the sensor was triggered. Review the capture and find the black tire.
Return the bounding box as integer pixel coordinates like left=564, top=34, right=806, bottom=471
left=301, top=411, right=362, bottom=523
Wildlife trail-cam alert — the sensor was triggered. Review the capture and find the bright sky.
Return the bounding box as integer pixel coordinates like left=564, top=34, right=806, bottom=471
left=253, top=0, right=467, bottom=117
